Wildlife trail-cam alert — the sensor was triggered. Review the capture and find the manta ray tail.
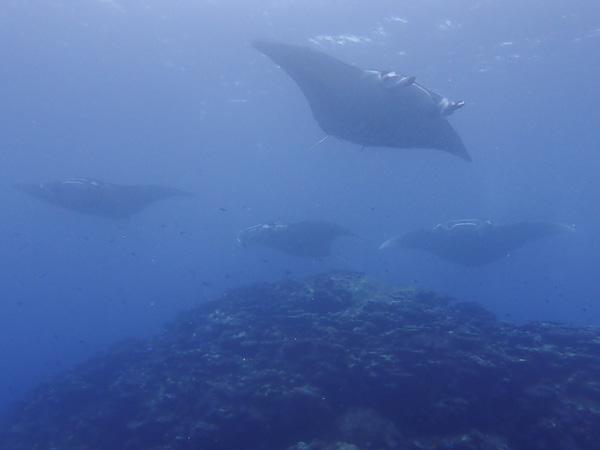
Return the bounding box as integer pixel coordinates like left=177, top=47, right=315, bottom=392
left=308, top=135, right=330, bottom=152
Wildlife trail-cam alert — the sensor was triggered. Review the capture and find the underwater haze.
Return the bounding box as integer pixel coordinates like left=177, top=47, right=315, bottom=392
left=0, top=0, right=599, bottom=416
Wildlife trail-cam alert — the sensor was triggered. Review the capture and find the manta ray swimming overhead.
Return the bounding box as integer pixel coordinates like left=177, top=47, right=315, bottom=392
left=15, top=178, right=195, bottom=219
left=379, top=219, right=575, bottom=266
left=237, top=221, right=357, bottom=258
left=253, top=40, right=470, bottom=161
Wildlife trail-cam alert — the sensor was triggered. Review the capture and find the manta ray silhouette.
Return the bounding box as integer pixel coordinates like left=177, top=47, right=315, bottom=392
left=15, top=178, right=195, bottom=219
left=253, top=40, right=470, bottom=161
left=380, top=219, right=575, bottom=266
left=237, top=221, right=356, bottom=258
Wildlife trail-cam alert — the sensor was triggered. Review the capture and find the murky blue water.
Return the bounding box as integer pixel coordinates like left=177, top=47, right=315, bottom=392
left=0, top=0, right=598, bottom=414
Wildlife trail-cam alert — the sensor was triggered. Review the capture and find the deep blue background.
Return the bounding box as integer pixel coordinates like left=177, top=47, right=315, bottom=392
left=1, top=0, right=598, bottom=412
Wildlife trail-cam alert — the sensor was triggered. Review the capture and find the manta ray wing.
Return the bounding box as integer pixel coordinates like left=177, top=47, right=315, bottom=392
left=15, top=180, right=195, bottom=219
left=239, top=221, right=356, bottom=258
left=488, top=222, right=576, bottom=256
left=381, top=221, right=575, bottom=266
left=253, top=40, right=470, bottom=161
left=110, top=186, right=196, bottom=218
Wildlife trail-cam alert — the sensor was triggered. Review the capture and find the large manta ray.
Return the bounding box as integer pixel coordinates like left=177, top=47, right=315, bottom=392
left=237, top=221, right=356, bottom=258
left=379, top=219, right=575, bottom=266
left=253, top=40, right=470, bottom=161
left=15, top=178, right=195, bottom=219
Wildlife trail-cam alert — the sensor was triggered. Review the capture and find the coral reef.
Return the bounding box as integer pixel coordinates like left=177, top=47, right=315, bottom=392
left=1, top=272, right=599, bottom=449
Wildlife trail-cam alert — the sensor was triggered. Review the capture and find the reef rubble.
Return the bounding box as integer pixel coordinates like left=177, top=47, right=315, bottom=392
left=1, top=272, right=599, bottom=449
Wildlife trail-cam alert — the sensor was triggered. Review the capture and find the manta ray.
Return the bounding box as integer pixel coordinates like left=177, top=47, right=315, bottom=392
left=237, top=221, right=356, bottom=258
left=253, top=40, right=470, bottom=161
left=379, top=219, right=575, bottom=266
left=15, top=178, right=195, bottom=219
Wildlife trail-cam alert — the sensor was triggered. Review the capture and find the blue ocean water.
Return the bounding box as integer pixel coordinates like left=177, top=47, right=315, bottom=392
left=0, top=0, right=598, bottom=415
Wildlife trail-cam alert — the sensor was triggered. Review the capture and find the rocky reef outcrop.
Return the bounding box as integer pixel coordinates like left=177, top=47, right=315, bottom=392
left=1, top=272, right=599, bottom=449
